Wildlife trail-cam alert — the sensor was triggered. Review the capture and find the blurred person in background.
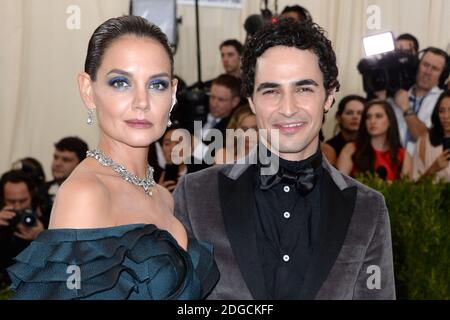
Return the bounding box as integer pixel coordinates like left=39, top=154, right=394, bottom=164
left=0, top=170, right=48, bottom=288
left=215, top=104, right=258, bottom=164
left=201, top=39, right=243, bottom=90
left=189, top=74, right=242, bottom=172
left=158, top=124, right=188, bottom=192
left=280, top=5, right=312, bottom=22
left=412, top=90, right=450, bottom=182
left=389, top=47, right=448, bottom=156
left=338, top=100, right=412, bottom=181
left=45, top=136, right=88, bottom=201
left=11, top=157, right=52, bottom=219
left=395, top=33, right=419, bottom=56
left=326, top=95, right=366, bottom=158
left=220, top=39, right=243, bottom=79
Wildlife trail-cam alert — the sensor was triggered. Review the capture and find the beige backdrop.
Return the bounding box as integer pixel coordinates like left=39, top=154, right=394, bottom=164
left=1, top=0, right=449, bottom=178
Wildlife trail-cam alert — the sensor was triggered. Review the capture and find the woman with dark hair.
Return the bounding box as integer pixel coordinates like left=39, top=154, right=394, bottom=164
left=412, top=90, right=450, bottom=181
left=326, top=95, right=366, bottom=157
left=337, top=100, right=412, bottom=181
left=157, top=124, right=188, bottom=192
left=7, top=16, right=218, bottom=300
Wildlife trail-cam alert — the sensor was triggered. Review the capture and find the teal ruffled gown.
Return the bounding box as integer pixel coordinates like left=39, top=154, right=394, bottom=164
left=7, top=224, right=219, bottom=300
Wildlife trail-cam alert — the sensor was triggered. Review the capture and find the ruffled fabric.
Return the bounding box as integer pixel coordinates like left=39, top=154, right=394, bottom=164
left=7, top=224, right=219, bottom=300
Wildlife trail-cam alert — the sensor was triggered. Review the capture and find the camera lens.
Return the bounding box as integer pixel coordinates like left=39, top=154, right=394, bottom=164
left=17, top=209, right=37, bottom=227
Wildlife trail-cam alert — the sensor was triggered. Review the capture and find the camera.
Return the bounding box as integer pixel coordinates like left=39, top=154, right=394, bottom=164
left=358, top=32, right=418, bottom=98
left=177, top=84, right=209, bottom=133
left=9, top=208, right=37, bottom=229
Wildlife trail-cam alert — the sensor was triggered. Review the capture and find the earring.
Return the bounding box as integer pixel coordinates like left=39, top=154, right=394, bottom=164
left=167, top=113, right=172, bottom=127
left=87, top=109, right=94, bottom=125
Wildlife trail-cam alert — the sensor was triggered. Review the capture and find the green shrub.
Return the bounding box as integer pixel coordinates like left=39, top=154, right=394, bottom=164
left=0, top=287, right=12, bottom=300
left=358, top=173, right=449, bottom=299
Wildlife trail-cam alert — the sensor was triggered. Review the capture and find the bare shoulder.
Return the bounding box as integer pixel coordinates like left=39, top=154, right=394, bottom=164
left=49, top=171, right=111, bottom=229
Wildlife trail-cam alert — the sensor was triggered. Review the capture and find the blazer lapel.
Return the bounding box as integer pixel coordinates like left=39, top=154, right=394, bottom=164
left=218, top=165, right=268, bottom=299
left=300, top=167, right=357, bottom=299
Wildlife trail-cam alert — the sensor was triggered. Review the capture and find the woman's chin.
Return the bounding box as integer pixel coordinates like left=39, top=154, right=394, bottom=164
left=124, top=137, right=156, bottom=148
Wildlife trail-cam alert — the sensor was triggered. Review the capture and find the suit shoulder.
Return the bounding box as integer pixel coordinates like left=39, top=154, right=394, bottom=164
left=184, top=164, right=235, bottom=182
left=339, top=171, right=385, bottom=202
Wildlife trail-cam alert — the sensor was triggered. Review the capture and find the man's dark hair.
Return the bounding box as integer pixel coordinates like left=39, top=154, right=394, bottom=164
left=419, top=47, right=450, bottom=88
left=396, top=33, right=419, bottom=54
left=429, top=90, right=450, bottom=146
left=54, top=137, right=89, bottom=162
left=241, top=19, right=339, bottom=97
left=281, top=5, right=312, bottom=22
left=220, top=39, right=244, bottom=56
left=85, top=15, right=174, bottom=81
left=0, top=170, right=37, bottom=209
left=212, top=74, right=242, bottom=98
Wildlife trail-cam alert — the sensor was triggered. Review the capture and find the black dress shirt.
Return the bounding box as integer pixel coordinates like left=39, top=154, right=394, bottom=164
left=253, top=149, right=323, bottom=299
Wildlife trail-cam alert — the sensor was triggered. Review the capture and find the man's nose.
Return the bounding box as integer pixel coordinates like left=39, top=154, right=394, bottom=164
left=278, top=92, right=298, bottom=117
left=424, top=65, right=433, bottom=75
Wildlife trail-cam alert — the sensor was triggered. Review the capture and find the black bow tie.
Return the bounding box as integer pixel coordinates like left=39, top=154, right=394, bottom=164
left=259, top=166, right=318, bottom=194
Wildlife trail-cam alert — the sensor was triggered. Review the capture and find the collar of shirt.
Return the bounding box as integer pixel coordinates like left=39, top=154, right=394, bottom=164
left=408, top=85, right=442, bottom=99
left=207, top=113, right=221, bottom=126
left=408, top=85, right=441, bottom=113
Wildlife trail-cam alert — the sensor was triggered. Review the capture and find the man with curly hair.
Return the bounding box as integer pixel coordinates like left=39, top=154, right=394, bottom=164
left=174, top=19, right=395, bottom=299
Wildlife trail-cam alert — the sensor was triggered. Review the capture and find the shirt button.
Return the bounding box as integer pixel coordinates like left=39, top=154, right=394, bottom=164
left=283, top=186, right=290, bottom=192
left=283, top=211, right=291, bottom=219
left=283, top=255, right=290, bottom=262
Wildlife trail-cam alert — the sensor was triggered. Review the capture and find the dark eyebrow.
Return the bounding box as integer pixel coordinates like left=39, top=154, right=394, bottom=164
left=255, top=79, right=319, bottom=93
left=106, top=69, right=170, bottom=80
left=294, top=79, right=319, bottom=87
left=255, top=82, right=280, bottom=92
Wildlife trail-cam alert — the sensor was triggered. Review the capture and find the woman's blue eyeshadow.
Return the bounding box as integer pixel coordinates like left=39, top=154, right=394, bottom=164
left=149, top=79, right=169, bottom=89
left=108, top=76, right=129, bottom=86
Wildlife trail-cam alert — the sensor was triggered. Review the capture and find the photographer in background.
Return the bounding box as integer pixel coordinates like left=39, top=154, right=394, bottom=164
left=389, top=47, right=449, bottom=156
left=395, top=33, right=419, bottom=56
left=0, top=170, right=48, bottom=288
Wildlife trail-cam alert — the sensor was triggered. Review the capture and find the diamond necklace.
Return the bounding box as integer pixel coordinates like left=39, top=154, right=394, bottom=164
left=86, top=149, right=155, bottom=196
